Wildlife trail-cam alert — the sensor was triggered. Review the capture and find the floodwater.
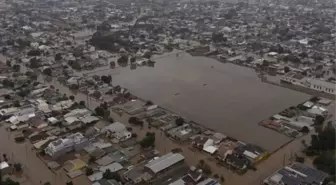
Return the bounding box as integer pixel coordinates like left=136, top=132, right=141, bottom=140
left=89, top=51, right=310, bottom=151
left=0, top=52, right=312, bottom=185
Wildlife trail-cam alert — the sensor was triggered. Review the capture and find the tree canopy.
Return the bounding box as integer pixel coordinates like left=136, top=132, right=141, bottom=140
left=175, top=117, right=185, bottom=126
left=43, top=68, right=52, bottom=76
left=140, top=132, right=155, bottom=148
left=2, top=178, right=20, bottom=185
left=102, top=169, right=121, bottom=181
left=304, top=122, right=335, bottom=177
left=101, top=75, right=112, bottom=84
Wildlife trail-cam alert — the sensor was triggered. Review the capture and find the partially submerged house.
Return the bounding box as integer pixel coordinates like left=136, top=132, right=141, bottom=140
left=144, top=152, right=185, bottom=176
left=101, top=122, right=131, bottom=142
left=45, top=132, right=89, bottom=159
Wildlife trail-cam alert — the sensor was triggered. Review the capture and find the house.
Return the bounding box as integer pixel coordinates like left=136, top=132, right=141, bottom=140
left=48, top=117, right=59, bottom=124
left=263, top=163, right=328, bottom=185
left=45, top=132, right=89, bottom=159
left=64, top=116, right=80, bottom=125
left=63, top=158, right=87, bottom=173
left=101, top=122, right=131, bottom=141
left=95, top=155, right=114, bottom=166
left=307, top=105, right=328, bottom=117
left=0, top=107, right=19, bottom=118
left=192, top=136, right=209, bottom=150
left=144, top=152, right=185, bottom=176
left=94, top=179, right=120, bottom=185
left=202, top=139, right=218, bottom=155
left=64, top=108, right=91, bottom=118
left=196, top=178, right=220, bottom=185
left=217, top=140, right=238, bottom=161
left=224, top=153, right=248, bottom=173
left=99, top=162, right=123, bottom=173
left=235, top=143, right=268, bottom=164
left=7, top=113, right=36, bottom=125
left=29, top=117, right=48, bottom=128
left=80, top=115, right=99, bottom=124
left=124, top=166, right=152, bottom=184
left=0, top=161, right=11, bottom=175
left=88, top=171, right=103, bottom=182
left=167, top=124, right=196, bottom=141
left=52, top=100, right=74, bottom=111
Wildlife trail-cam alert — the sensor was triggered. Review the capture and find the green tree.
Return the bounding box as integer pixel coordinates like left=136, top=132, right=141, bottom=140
left=130, top=57, right=136, bottom=63
left=101, top=75, right=112, bottom=84
left=86, top=168, right=94, bottom=176
left=140, top=132, right=155, bottom=148
left=6, top=60, right=11, bottom=67
left=43, top=68, right=52, bottom=76
left=175, top=117, right=185, bottom=126
left=79, top=101, right=86, bottom=107
left=55, top=53, right=62, bottom=61
left=2, top=79, right=14, bottom=88
left=69, top=95, right=75, bottom=101
left=13, top=100, right=20, bottom=107
left=102, top=169, right=121, bottom=181
left=25, top=71, right=38, bottom=80
left=314, top=115, right=325, bottom=125
left=2, top=178, right=20, bottom=185
left=14, top=163, right=22, bottom=172
left=12, top=64, right=20, bottom=72
left=284, top=66, right=290, bottom=73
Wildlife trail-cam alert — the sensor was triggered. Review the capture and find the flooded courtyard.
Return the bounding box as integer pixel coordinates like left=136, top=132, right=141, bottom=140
left=89, top=52, right=310, bottom=151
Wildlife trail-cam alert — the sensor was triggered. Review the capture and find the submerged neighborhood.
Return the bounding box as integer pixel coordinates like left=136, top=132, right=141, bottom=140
left=0, top=0, right=335, bottom=185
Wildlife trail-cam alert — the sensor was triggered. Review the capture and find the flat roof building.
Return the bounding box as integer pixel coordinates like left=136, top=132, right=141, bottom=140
left=263, top=163, right=328, bottom=185
left=145, top=152, right=185, bottom=175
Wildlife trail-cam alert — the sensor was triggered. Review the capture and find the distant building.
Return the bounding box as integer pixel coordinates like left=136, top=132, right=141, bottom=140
left=263, top=163, right=328, bottom=185
left=280, top=71, right=335, bottom=96
left=45, top=132, right=89, bottom=159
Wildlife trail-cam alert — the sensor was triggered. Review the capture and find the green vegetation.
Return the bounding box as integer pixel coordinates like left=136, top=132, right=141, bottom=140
left=102, top=169, right=121, bottom=181
left=79, top=101, right=86, bottom=106
left=95, top=102, right=110, bottom=118
left=43, top=68, right=52, bottom=76
left=128, top=117, right=144, bottom=127
left=304, top=122, right=335, bottom=180
left=101, top=75, right=112, bottom=84
left=12, top=64, right=20, bottom=72
left=2, top=178, right=20, bottom=185
left=284, top=66, right=290, bottom=73
left=2, top=79, right=14, bottom=88
left=140, top=132, right=155, bottom=148
left=86, top=168, right=94, bottom=176
left=175, top=117, right=184, bottom=126
left=117, top=55, right=128, bottom=67
left=197, top=159, right=212, bottom=175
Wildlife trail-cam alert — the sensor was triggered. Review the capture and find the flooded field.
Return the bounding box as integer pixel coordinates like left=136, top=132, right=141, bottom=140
left=90, top=52, right=310, bottom=151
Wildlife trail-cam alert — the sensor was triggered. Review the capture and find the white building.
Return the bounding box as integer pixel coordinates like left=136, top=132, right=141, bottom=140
left=45, top=132, right=88, bottom=159
left=101, top=122, right=131, bottom=141
left=280, top=72, right=335, bottom=95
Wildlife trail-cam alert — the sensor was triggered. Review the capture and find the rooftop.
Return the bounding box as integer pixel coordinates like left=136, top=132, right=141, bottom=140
left=145, top=152, right=184, bottom=174
left=264, top=163, right=328, bottom=185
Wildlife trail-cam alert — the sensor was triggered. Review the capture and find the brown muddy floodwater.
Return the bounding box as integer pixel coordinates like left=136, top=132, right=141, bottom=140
left=93, top=52, right=310, bottom=151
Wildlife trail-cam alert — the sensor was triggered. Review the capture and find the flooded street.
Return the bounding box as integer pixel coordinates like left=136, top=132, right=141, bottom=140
left=82, top=52, right=310, bottom=151
left=0, top=52, right=313, bottom=185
